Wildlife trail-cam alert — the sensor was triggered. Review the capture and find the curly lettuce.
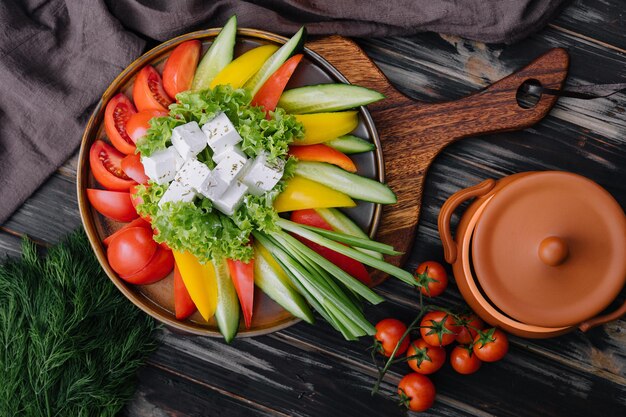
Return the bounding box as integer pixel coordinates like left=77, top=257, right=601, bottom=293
left=137, top=85, right=304, bottom=163
left=132, top=87, right=303, bottom=263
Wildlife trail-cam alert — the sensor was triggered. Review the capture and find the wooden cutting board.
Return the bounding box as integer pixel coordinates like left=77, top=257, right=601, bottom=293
left=306, top=36, right=570, bottom=284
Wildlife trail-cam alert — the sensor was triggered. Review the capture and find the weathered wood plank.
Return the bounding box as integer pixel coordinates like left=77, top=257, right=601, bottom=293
left=120, top=363, right=279, bottom=417
left=144, top=329, right=485, bottom=417
left=0, top=231, right=23, bottom=259
left=552, top=0, right=626, bottom=51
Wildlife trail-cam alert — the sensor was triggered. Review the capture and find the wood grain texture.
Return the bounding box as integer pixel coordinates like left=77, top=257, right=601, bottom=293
left=307, top=37, right=568, bottom=283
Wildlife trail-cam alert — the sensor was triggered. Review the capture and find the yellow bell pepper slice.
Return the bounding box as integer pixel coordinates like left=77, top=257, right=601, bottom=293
left=210, top=44, right=279, bottom=89
left=172, top=251, right=218, bottom=321
left=293, top=111, right=359, bottom=145
left=273, top=176, right=356, bottom=212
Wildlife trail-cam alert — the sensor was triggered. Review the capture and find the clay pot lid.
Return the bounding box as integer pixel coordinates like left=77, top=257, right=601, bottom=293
left=471, top=171, right=626, bottom=328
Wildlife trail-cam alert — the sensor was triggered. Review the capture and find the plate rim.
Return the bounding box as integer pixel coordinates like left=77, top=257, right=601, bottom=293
left=76, top=27, right=385, bottom=338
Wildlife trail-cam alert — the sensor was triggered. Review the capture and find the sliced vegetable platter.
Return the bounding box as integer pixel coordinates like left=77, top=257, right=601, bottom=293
left=78, top=18, right=416, bottom=340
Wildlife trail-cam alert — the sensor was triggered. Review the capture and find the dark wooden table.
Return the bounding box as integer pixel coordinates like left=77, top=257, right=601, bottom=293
left=2, top=1, right=625, bottom=415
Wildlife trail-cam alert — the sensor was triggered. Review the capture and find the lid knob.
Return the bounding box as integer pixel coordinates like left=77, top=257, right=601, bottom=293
left=538, top=236, right=569, bottom=266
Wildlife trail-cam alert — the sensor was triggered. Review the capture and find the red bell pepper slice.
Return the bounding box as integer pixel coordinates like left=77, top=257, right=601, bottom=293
left=290, top=210, right=371, bottom=285
left=288, top=144, right=357, bottom=173
left=227, top=258, right=255, bottom=328
left=251, top=54, right=303, bottom=115
left=174, top=263, right=197, bottom=320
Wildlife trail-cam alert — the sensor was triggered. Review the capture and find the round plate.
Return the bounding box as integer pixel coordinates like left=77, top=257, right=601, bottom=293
left=77, top=28, right=385, bottom=337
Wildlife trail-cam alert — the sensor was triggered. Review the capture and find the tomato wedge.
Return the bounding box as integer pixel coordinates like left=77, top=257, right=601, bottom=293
left=163, top=40, right=201, bottom=99
left=120, top=246, right=174, bottom=285
left=89, top=140, right=137, bottom=191
left=125, top=109, right=167, bottom=143
left=174, top=263, right=197, bottom=319
left=132, top=65, right=173, bottom=112
left=251, top=54, right=303, bottom=115
left=103, top=218, right=151, bottom=246
left=87, top=189, right=139, bottom=222
left=288, top=144, right=357, bottom=173
left=107, top=226, right=158, bottom=277
left=104, top=94, right=137, bottom=155
left=291, top=209, right=333, bottom=230
left=121, top=153, right=150, bottom=184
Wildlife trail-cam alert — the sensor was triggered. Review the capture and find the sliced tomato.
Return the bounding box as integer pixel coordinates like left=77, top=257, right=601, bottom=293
left=174, top=263, right=197, bottom=319
left=103, top=218, right=151, bottom=246
left=251, top=54, right=303, bottom=115
left=132, top=65, right=173, bottom=112
left=104, top=94, right=137, bottom=155
left=89, top=140, right=137, bottom=191
left=107, top=226, right=158, bottom=277
left=121, top=153, right=150, bottom=184
left=87, top=189, right=139, bottom=222
left=120, top=246, right=174, bottom=285
left=163, top=40, right=201, bottom=99
left=126, top=109, right=167, bottom=143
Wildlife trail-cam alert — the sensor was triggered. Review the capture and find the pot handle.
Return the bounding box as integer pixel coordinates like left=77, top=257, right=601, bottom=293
left=579, top=302, right=626, bottom=332
left=438, top=179, right=496, bottom=264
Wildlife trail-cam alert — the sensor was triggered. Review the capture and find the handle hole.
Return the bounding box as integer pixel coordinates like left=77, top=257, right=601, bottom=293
left=516, top=79, right=542, bottom=109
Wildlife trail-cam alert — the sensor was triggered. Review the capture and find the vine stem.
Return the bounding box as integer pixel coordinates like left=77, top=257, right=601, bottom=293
left=371, top=291, right=428, bottom=395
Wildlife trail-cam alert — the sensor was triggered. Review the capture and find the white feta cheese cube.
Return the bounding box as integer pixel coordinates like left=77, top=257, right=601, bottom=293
left=141, top=146, right=179, bottom=185
left=158, top=180, right=196, bottom=207
left=212, top=145, right=246, bottom=164
left=175, top=153, right=185, bottom=171
left=199, top=172, right=230, bottom=201
left=213, top=180, right=248, bottom=216
left=213, top=150, right=247, bottom=185
left=171, top=121, right=206, bottom=160
left=202, top=112, right=242, bottom=154
left=241, top=152, right=285, bottom=196
left=174, top=159, right=212, bottom=191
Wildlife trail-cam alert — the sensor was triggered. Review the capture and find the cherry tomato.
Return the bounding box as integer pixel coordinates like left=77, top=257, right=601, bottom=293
left=163, top=40, right=201, bottom=99
left=406, top=339, right=446, bottom=375
left=455, top=313, right=485, bottom=345
left=125, top=109, right=167, bottom=143
left=104, top=94, right=137, bottom=155
left=397, top=373, right=435, bottom=412
left=450, top=345, right=482, bottom=375
left=132, top=66, right=173, bottom=112
left=87, top=189, right=139, bottom=222
left=89, top=140, right=137, bottom=191
left=174, top=263, right=197, bottom=320
left=420, top=311, right=459, bottom=347
left=415, top=261, right=448, bottom=297
left=121, top=153, right=150, bottom=184
left=103, top=217, right=151, bottom=246
left=473, top=328, right=509, bottom=362
left=107, top=227, right=158, bottom=277
left=374, top=318, right=410, bottom=357
left=120, top=246, right=174, bottom=285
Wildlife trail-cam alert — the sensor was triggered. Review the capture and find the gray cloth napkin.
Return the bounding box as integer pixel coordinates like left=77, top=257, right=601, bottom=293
left=0, top=0, right=566, bottom=224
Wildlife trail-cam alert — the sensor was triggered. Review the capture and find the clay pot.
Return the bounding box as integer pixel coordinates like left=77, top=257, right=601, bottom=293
left=438, top=171, right=626, bottom=338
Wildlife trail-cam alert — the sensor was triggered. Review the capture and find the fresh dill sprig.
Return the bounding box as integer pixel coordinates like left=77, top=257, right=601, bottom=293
left=0, top=229, right=160, bottom=417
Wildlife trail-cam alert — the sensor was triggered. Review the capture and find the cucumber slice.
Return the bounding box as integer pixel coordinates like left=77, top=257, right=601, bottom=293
left=315, top=208, right=384, bottom=260
left=295, top=161, right=397, bottom=204
left=325, top=135, right=375, bottom=154
left=244, top=27, right=306, bottom=96
left=192, top=15, right=237, bottom=91
left=278, top=84, right=384, bottom=114
left=213, top=260, right=240, bottom=343
left=254, top=243, right=314, bottom=324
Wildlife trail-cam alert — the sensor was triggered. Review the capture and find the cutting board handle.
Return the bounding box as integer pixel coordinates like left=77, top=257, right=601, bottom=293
left=306, top=37, right=569, bottom=280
